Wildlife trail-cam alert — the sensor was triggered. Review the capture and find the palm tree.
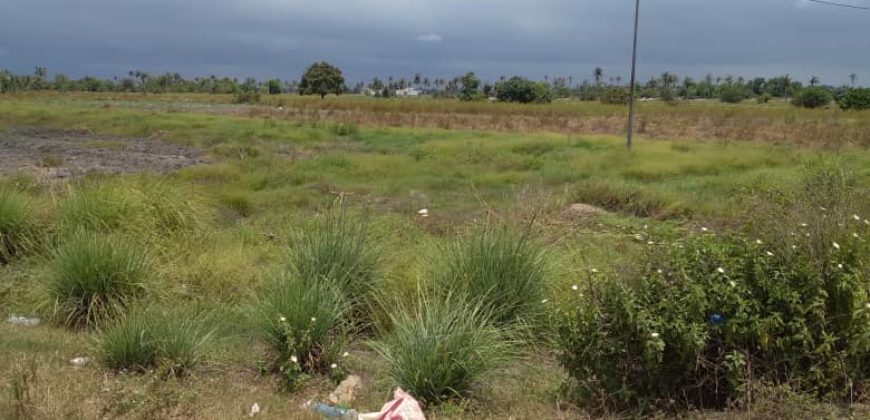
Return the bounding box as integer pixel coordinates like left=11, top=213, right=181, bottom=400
left=809, top=76, right=820, bottom=86
left=593, top=67, right=604, bottom=84
left=849, top=73, right=857, bottom=87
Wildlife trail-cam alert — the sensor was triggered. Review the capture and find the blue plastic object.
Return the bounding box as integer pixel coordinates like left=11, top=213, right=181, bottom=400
left=708, top=313, right=724, bottom=325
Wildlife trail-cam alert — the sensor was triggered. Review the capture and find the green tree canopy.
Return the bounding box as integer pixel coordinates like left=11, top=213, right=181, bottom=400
left=494, top=77, right=552, bottom=104
left=299, top=62, right=345, bottom=99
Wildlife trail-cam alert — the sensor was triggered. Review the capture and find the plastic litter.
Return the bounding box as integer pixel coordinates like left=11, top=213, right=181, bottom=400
left=70, top=357, right=90, bottom=366
left=7, top=315, right=41, bottom=326
left=359, top=388, right=425, bottom=420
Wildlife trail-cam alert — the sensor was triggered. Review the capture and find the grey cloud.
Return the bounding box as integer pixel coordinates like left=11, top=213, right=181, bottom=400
left=1, top=0, right=868, bottom=85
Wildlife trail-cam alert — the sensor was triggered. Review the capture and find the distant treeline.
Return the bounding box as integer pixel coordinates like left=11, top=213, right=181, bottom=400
left=1, top=66, right=867, bottom=109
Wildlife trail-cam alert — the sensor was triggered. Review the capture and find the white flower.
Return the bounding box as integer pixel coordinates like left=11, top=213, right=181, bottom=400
left=290, top=356, right=298, bottom=363
left=855, top=214, right=863, bottom=221
left=717, top=267, right=726, bottom=274
left=853, top=233, right=859, bottom=238
left=279, top=316, right=286, bottom=322
left=805, top=233, right=811, bottom=237
left=837, top=264, right=844, bottom=269
left=832, top=242, right=840, bottom=250
left=820, top=206, right=827, bottom=212
left=342, top=352, right=350, bottom=358
left=729, top=280, right=737, bottom=288
left=864, top=219, right=870, bottom=226
left=571, top=285, right=579, bottom=291
left=701, top=227, right=709, bottom=232
left=657, top=269, right=663, bottom=274
left=866, top=303, right=870, bottom=310
left=643, top=224, right=648, bottom=230
left=590, top=268, right=599, bottom=273
left=800, top=223, right=808, bottom=227
left=755, top=239, right=763, bottom=245
left=310, top=317, right=317, bottom=322
left=650, top=332, right=660, bottom=338
left=541, top=299, right=548, bottom=304
left=330, top=363, right=338, bottom=369
left=417, top=208, right=428, bottom=215
left=792, top=245, right=797, bottom=250
left=766, top=251, right=774, bottom=257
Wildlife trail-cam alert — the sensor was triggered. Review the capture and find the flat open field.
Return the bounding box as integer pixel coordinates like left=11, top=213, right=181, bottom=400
left=1, top=93, right=868, bottom=419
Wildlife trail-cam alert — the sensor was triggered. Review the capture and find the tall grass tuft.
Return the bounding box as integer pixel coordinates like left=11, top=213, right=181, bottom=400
left=370, top=294, right=514, bottom=405
left=431, top=227, right=546, bottom=325
left=0, top=187, right=36, bottom=263
left=290, top=202, right=379, bottom=305
left=139, top=179, right=206, bottom=232
left=48, top=232, right=151, bottom=327
left=57, top=183, right=144, bottom=234
left=96, top=306, right=213, bottom=375
left=253, top=272, right=351, bottom=389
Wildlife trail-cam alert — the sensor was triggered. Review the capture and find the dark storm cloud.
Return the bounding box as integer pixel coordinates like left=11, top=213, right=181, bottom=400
left=1, top=0, right=868, bottom=84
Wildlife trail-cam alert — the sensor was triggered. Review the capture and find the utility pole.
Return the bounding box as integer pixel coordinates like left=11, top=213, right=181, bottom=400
left=627, top=0, right=641, bottom=149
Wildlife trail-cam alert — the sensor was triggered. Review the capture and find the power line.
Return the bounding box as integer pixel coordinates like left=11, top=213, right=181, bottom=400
left=805, top=0, right=870, bottom=10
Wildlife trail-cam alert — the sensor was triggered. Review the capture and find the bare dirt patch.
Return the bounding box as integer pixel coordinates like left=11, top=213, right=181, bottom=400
left=0, top=126, right=205, bottom=178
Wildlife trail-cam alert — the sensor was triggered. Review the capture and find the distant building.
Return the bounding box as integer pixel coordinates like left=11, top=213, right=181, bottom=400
left=395, top=87, right=422, bottom=97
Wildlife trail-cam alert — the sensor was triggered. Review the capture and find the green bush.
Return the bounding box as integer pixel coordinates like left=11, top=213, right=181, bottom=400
left=495, top=77, right=552, bottom=104
left=791, top=87, right=833, bottom=109
left=838, top=88, right=870, bottom=110
left=371, top=295, right=513, bottom=405
left=598, top=87, right=630, bottom=105
left=556, top=225, right=869, bottom=413
left=0, top=187, right=36, bottom=263
left=431, top=227, right=546, bottom=325
left=253, top=273, right=350, bottom=390
left=290, top=204, right=379, bottom=305
left=719, top=84, right=748, bottom=103
left=48, top=233, right=151, bottom=327
left=97, top=306, right=213, bottom=375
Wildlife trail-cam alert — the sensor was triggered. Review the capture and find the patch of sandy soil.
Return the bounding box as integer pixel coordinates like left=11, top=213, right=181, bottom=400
left=0, top=126, right=205, bottom=178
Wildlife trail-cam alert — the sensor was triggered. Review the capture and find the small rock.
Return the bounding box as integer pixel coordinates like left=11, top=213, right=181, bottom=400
left=565, top=203, right=607, bottom=218
left=70, top=357, right=90, bottom=366
left=7, top=315, right=40, bottom=326
left=328, top=375, right=363, bottom=405
left=249, top=403, right=261, bottom=417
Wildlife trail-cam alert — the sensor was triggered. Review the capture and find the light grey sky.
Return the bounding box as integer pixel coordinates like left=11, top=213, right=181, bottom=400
left=1, top=0, right=868, bottom=85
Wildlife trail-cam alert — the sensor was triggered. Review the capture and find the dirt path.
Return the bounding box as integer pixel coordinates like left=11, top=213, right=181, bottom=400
left=0, top=126, right=205, bottom=178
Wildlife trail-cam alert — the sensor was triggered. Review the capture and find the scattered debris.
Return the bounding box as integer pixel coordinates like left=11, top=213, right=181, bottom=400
left=249, top=402, right=261, bottom=417
left=328, top=375, right=362, bottom=405
left=7, top=315, right=41, bottom=326
left=359, top=388, right=425, bottom=420
left=70, top=357, right=90, bottom=366
left=305, top=401, right=358, bottom=419
left=417, top=208, right=429, bottom=218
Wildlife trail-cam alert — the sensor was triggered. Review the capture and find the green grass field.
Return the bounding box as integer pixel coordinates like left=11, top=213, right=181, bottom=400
left=1, top=93, right=868, bottom=419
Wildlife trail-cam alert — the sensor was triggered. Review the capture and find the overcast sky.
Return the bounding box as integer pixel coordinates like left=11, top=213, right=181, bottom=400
left=1, top=0, right=868, bottom=85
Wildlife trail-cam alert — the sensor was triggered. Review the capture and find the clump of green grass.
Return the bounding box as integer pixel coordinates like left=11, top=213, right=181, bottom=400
left=370, top=294, right=514, bottom=405
left=252, top=273, right=350, bottom=390
left=56, top=183, right=145, bottom=234
left=48, top=232, right=151, bottom=327
left=290, top=202, right=379, bottom=305
left=431, top=227, right=546, bottom=325
left=96, top=306, right=213, bottom=375
left=0, top=187, right=36, bottom=263
left=572, top=179, right=688, bottom=219
left=139, top=179, right=206, bottom=232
